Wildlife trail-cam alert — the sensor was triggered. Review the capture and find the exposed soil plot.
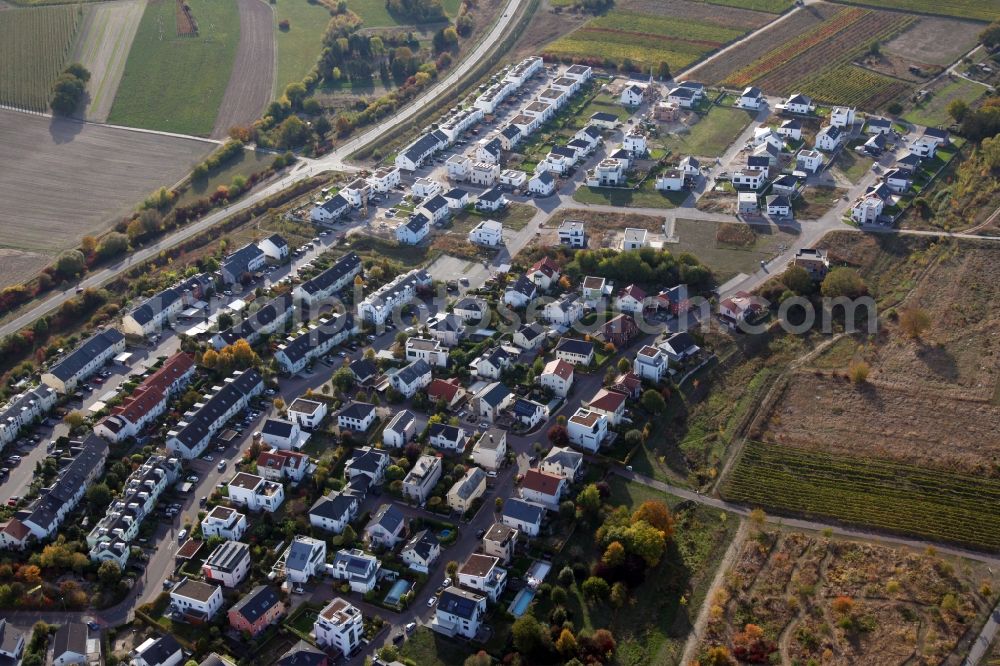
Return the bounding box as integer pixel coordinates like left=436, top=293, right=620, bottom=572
left=211, top=0, right=273, bottom=138
left=0, top=249, right=51, bottom=291
left=71, top=0, right=145, bottom=122
left=883, top=16, right=982, bottom=67
left=697, top=529, right=998, bottom=665
left=175, top=0, right=196, bottom=34
left=0, top=110, right=211, bottom=268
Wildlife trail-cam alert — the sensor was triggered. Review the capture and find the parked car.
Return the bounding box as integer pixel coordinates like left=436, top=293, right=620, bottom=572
left=178, top=529, right=188, bottom=541
left=217, top=460, right=227, bottom=472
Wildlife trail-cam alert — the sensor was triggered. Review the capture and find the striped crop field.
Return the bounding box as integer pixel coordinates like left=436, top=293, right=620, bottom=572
left=722, top=441, right=1000, bottom=552
left=0, top=5, right=83, bottom=112
left=796, top=64, right=909, bottom=109
left=830, top=0, right=999, bottom=22
left=544, top=9, right=753, bottom=73
left=722, top=6, right=915, bottom=108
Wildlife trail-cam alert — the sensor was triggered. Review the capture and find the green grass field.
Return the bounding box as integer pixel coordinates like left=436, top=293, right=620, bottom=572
left=175, top=149, right=274, bottom=207
left=400, top=627, right=474, bottom=665
left=660, top=106, right=753, bottom=158
left=833, top=148, right=873, bottom=183
left=273, top=0, right=331, bottom=94
left=0, top=5, right=82, bottom=112
left=544, top=8, right=750, bottom=72
left=903, top=77, right=989, bottom=128
left=795, top=64, right=909, bottom=110
left=723, top=441, right=1000, bottom=552
left=829, top=0, right=998, bottom=21
left=107, top=0, right=239, bottom=135
left=672, top=218, right=798, bottom=283
left=573, top=181, right=689, bottom=209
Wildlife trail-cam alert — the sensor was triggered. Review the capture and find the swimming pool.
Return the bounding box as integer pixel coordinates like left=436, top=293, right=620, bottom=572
left=384, top=579, right=411, bottom=606
left=508, top=588, right=535, bottom=618
left=438, top=529, right=453, bottom=539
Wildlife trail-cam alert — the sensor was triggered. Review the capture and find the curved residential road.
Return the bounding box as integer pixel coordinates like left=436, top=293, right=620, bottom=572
left=0, top=0, right=525, bottom=341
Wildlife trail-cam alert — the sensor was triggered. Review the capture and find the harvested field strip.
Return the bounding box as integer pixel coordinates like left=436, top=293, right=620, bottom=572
left=543, top=37, right=701, bottom=72
left=108, top=0, right=240, bottom=135
left=722, top=441, right=1000, bottom=551
left=211, top=0, right=273, bottom=138
left=72, top=0, right=146, bottom=122
left=582, top=27, right=724, bottom=51
left=585, top=10, right=746, bottom=43
left=828, top=0, right=999, bottom=22
left=795, top=64, right=909, bottom=108
left=723, top=6, right=866, bottom=87
left=699, top=0, right=791, bottom=11
left=0, top=5, right=81, bottom=111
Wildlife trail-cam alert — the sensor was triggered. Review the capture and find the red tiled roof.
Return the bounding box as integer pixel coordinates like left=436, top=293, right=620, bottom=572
left=543, top=359, right=574, bottom=381
left=619, top=284, right=646, bottom=300
left=2, top=518, right=30, bottom=541
left=588, top=388, right=626, bottom=413
left=177, top=539, right=204, bottom=560
left=522, top=469, right=563, bottom=496
left=258, top=449, right=308, bottom=472
left=529, top=257, right=560, bottom=278
left=614, top=372, right=642, bottom=390
left=108, top=352, right=194, bottom=426
left=427, top=378, right=463, bottom=403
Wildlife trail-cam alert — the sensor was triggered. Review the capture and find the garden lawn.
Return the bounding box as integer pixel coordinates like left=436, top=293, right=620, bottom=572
left=273, top=0, right=331, bottom=94
left=573, top=181, right=689, bottom=208
left=108, top=0, right=240, bottom=135
left=660, top=106, right=753, bottom=158
left=671, top=218, right=798, bottom=283
left=400, top=627, right=474, bottom=665
left=552, top=478, right=738, bottom=666
left=902, top=77, right=988, bottom=128
left=833, top=149, right=873, bottom=183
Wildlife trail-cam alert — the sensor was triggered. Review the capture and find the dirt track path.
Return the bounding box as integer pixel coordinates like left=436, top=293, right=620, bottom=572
left=211, top=0, right=274, bottom=138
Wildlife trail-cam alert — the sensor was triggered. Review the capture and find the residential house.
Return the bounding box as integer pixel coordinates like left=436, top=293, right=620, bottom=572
left=475, top=382, right=514, bottom=422
left=852, top=192, right=885, bottom=224
left=446, top=155, right=471, bottom=181
left=256, top=449, right=310, bottom=484
left=732, top=166, right=768, bottom=191
left=497, top=125, right=522, bottom=151
left=428, top=314, right=465, bottom=348
left=830, top=106, right=856, bottom=128
left=738, top=192, right=759, bottom=215
left=337, top=402, right=377, bottom=432
left=660, top=331, right=700, bottom=364
left=287, top=398, right=327, bottom=430
left=557, top=219, right=586, bottom=248
left=345, top=447, right=390, bottom=486
left=476, top=187, right=508, bottom=212
left=228, top=586, right=285, bottom=638
left=443, top=187, right=470, bottom=209
left=622, top=227, right=648, bottom=250
left=778, top=118, right=802, bottom=141
left=863, top=132, right=887, bottom=156
left=574, top=125, right=603, bottom=151
left=220, top=243, right=267, bottom=284
left=738, top=86, right=762, bottom=109
left=275, top=640, right=327, bottom=666
left=781, top=93, right=814, bottom=115
left=401, top=529, right=441, bottom=574
left=816, top=125, right=843, bottom=152
left=293, top=252, right=361, bottom=306
left=866, top=117, right=893, bottom=135
left=520, top=469, right=566, bottom=510
left=526, top=257, right=561, bottom=291
left=258, top=234, right=289, bottom=262
left=42, top=329, right=126, bottom=394
left=541, top=446, right=584, bottom=482
left=554, top=338, right=593, bottom=366
left=0, top=620, right=24, bottom=666
left=340, top=178, right=371, bottom=208
left=273, top=312, right=359, bottom=374
left=131, top=635, right=184, bottom=666
left=528, top=171, right=556, bottom=196
left=201, top=506, right=247, bottom=541
left=589, top=112, right=619, bottom=129
left=766, top=194, right=792, bottom=218
left=499, top=169, right=527, bottom=189
left=453, top=297, right=488, bottom=323
left=582, top=275, right=610, bottom=304
left=203, top=540, right=251, bottom=588
left=50, top=622, right=89, bottom=666
left=367, top=166, right=400, bottom=193
left=170, top=578, right=224, bottom=623
left=502, top=275, right=536, bottom=308
left=586, top=158, right=625, bottom=187
left=513, top=322, right=546, bottom=350
left=413, top=177, right=444, bottom=199
left=406, top=337, right=449, bottom=367
left=389, top=358, right=433, bottom=398
left=311, top=195, right=350, bottom=223
left=260, top=417, right=308, bottom=451
left=544, top=293, right=583, bottom=326
left=471, top=346, right=514, bottom=380
left=796, top=149, right=823, bottom=173
left=395, top=130, right=447, bottom=171
left=600, top=313, right=639, bottom=347
left=119, top=273, right=212, bottom=336
left=95, top=352, right=195, bottom=443
left=403, top=455, right=442, bottom=504
left=396, top=214, right=430, bottom=246
left=458, top=553, right=507, bottom=603
left=476, top=139, right=503, bottom=165
left=433, top=587, right=487, bottom=639
left=501, top=499, right=545, bottom=537
left=623, top=126, right=648, bottom=155
left=448, top=467, right=487, bottom=513
left=719, top=291, right=766, bottom=325
left=633, top=345, right=667, bottom=382
left=616, top=284, right=647, bottom=315
left=349, top=359, right=379, bottom=385
left=309, top=488, right=361, bottom=534
left=228, top=473, right=285, bottom=513
left=383, top=410, right=416, bottom=448
left=911, top=135, right=938, bottom=158
left=426, top=378, right=466, bottom=410
left=565, top=63, right=594, bottom=82
left=567, top=408, right=608, bottom=452
left=428, top=423, right=468, bottom=452
left=329, top=549, right=380, bottom=593
left=314, top=598, right=363, bottom=656
left=792, top=248, right=830, bottom=280
left=418, top=195, right=451, bottom=225
left=611, top=371, right=643, bottom=399
left=276, top=535, right=326, bottom=583
left=587, top=388, right=626, bottom=426
left=0, top=384, right=57, bottom=451
left=667, top=86, right=697, bottom=108
left=770, top=174, right=801, bottom=198
left=166, top=369, right=264, bottom=459
left=655, top=168, right=684, bottom=191
left=540, top=359, right=574, bottom=397
left=883, top=167, right=913, bottom=193
left=512, top=398, right=546, bottom=429
left=472, top=428, right=506, bottom=471
left=482, top=523, right=518, bottom=563
left=620, top=83, right=644, bottom=107
left=365, top=503, right=408, bottom=549
left=469, top=219, right=504, bottom=247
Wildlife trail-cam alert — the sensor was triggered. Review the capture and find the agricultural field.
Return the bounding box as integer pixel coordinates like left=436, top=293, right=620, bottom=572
left=543, top=3, right=767, bottom=73
left=697, top=528, right=999, bottom=664
left=659, top=106, right=754, bottom=158
left=0, top=5, right=81, bottom=112
left=828, top=0, right=999, bottom=22
left=272, top=0, right=330, bottom=94
left=0, top=110, right=212, bottom=286
left=212, top=0, right=273, bottom=137
left=883, top=16, right=983, bottom=67
left=902, top=76, right=988, bottom=128
left=107, top=0, right=240, bottom=135
left=720, top=5, right=915, bottom=109
left=696, top=0, right=792, bottom=11
left=71, top=0, right=145, bottom=122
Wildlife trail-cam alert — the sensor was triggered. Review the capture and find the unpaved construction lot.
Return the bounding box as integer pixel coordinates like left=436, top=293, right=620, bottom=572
left=72, top=0, right=146, bottom=122
left=0, top=110, right=211, bottom=280
left=211, top=0, right=274, bottom=138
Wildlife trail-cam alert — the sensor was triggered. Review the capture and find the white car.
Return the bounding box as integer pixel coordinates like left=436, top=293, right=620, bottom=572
left=427, top=596, right=437, bottom=607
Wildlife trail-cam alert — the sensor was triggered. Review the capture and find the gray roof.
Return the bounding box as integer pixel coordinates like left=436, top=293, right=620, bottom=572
left=544, top=446, right=582, bottom=468
left=508, top=275, right=536, bottom=297
left=265, top=233, right=288, bottom=249
left=47, top=329, right=124, bottom=381
left=394, top=358, right=432, bottom=386
left=556, top=338, right=592, bottom=356
left=479, top=382, right=511, bottom=407
left=310, top=490, right=358, bottom=521
left=278, top=313, right=355, bottom=365
left=478, top=187, right=505, bottom=203
left=428, top=422, right=462, bottom=442
left=766, top=194, right=791, bottom=208
left=454, top=467, right=486, bottom=500
left=339, top=401, right=375, bottom=421
left=221, top=243, right=265, bottom=279
left=534, top=170, right=554, bottom=184
left=229, top=585, right=281, bottom=624
left=590, top=112, right=618, bottom=122
left=26, top=434, right=107, bottom=531
left=205, top=540, right=250, bottom=573
left=170, top=370, right=263, bottom=450
left=298, top=252, right=361, bottom=297
left=503, top=498, right=544, bottom=524
left=517, top=322, right=544, bottom=342
left=403, top=529, right=438, bottom=561
left=347, top=447, right=389, bottom=474
left=349, top=358, right=378, bottom=381
left=513, top=398, right=542, bottom=418
left=369, top=503, right=406, bottom=534
left=286, top=537, right=323, bottom=573
left=215, top=293, right=294, bottom=347
left=51, top=622, right=87, bottom=660
left=439, top=586, right=485, bottom=620
left=261, top=418, right=294, bottom=439
left=321, top=194, right=349, bottom=213
left=136, top=634, right=183, bottom=666
left=422, top=194, right=449, bottom=214
left=277, top=640, right=327, bottom=666
left=402, top=131, right=446, bottom=163
left=386, top=410, right=415, bottom=434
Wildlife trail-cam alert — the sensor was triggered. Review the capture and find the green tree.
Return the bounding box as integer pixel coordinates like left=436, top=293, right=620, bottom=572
left=640, top=389, right=666, bottom=414
left=275, top=115, right=310, bottom=149
left=617, top=357, right=632, bottom=373
left=97, top=232, right=129, bottom=260
left=623, top=520, right=667, bottom=567
left=603, top=541, right=625, bottom=567
left=332, top=367, right=354, bottom=392
left=86, top=483, right=111, bottom=509
left=582, top=576, right=610, bottom=602
left=558, top=565, right=575, bottom=587
left=577, top=483, right=602, bottom=518
left=948, top=98, right=969, bottom=122
left=54, top=250, right=86, bottom=277
left=657, top=61, right=671, bottom=80
left=511, top=613, right=545, bottom=654
left=610, top=581, right=629, bottom=607
left=821, top=267, right=867, bottom=298
left=980, top=20, right=1000, bottom=48
left=556, top=628, right=577, bottom=655
left=98, top=560, right=121, bottom=587
left=284, top=82, right=308, bottom=108
left=782, top=265, right=813, bottom=295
